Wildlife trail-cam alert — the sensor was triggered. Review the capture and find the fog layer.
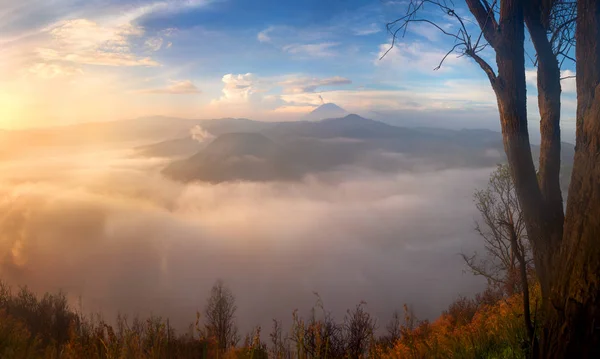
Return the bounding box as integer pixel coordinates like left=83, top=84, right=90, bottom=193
left=0, top=147, right=490, bottom=333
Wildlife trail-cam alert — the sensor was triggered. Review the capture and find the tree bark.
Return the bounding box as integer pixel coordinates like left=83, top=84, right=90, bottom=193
left=489, top=0, right=559, bottom=304
left=542, top=0, right=600, bottom=357
left=524, top=0, right=565, bottom=307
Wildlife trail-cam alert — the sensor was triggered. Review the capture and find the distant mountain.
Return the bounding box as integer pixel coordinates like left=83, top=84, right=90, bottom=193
left=301, top=103, right=348, bottom=121
left=162, top=114, right=525, bottom=184
left=136, top=119, right=277, bottom=158
left=163, top=133, right=299, bottom=183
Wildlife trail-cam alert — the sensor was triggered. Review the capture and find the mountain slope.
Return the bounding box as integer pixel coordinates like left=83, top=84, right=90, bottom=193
left=163, top=133, right=299, bottom=183
left=161, top=114, right=524, bottom=184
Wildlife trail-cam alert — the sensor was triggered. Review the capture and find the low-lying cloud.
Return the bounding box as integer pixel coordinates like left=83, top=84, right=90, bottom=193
left=0, top=146, right=491, bottom=333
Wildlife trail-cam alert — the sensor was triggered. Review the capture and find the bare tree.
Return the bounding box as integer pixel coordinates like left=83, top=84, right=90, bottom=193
left=343, top=301, right=377, bottom=359
left=384, top=0, right=600, bottom=356
left=203, top=280, right=239, bottom=353
left=379, top=310, right=402, bottom=349
left=269, top=319, right=289, bottom=359
left=462, top=164, right=535, bottom=344
left=289, top=294, right=347, bottom=358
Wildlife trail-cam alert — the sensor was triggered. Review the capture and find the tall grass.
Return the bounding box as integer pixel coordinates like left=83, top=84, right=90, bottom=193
left=0, top=280, right=540, bottom=358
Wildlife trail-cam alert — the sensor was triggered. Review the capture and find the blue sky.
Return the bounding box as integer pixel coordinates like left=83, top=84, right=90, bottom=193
left=0, top=0, right=577, bottom=140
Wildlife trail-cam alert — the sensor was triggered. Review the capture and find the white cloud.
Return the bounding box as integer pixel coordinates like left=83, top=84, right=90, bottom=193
left=526, top=68, right=576, bottom=94
left=354, top=23, right=381, bottom=36
left=560, top=69, right=576, bottom=93
left=217, top=73, right=260, bottom=102
left=159, top=28, right=178, bottom=37
left=27, top=62, right=84, bottom=79
left=376, top=42, right=467, bottom=73
left=207, top=73, right=355, bottom=118
left=257, top=27, right=274, bottom=43
left=406, top=22, right=453, bottom=42
left=139, top=80, right=201, bottom=94
left=278, top=79, right=496, bottom=114
left=208, top=73, right=274, bottom=117
left=283, top=42, right=340, bottom=58
left=190, top=125, right=215, bottom=142
left=279, top=76, right=352, bottom=94
left=145, top=37, right=164, bottom=51
left=37, top=19, right=158, bottom=67
left=525, top=68, right=537, bottom=85
left=271, top=105, right=316, bottom=114
left=111, top=0, right=216, bottom=26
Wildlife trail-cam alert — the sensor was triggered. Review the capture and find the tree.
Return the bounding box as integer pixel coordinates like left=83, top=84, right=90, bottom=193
left=381, top=310, right=402, bottom=349
left=269, top=319, right=289, bottom=359
left=462, top=164, right=535, bottom=345
left=544, top=1, right=600, bottom=357
left=386, top=0, right=600, bottom=356
left=343, top=301, right=377, bottom=359
left=464, top=164, right=531, bottom=293
left=204, top=280, right=239, bottom=353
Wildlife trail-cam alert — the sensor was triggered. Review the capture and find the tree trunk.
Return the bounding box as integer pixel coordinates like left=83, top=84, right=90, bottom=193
left=491, top=0, right=557, bottom=303
left=522, top=2, right=565, bottom=319
left=524, top=0, right=565, bottom=250
left=541, top=0, right=600, bottom=357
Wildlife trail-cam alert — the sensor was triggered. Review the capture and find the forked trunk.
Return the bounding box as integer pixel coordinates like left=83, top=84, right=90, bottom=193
left=492, top=0, right=557, bottom=304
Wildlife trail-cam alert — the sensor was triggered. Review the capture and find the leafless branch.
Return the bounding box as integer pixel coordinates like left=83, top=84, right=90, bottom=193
left=381, top=0, right=498, bottom=77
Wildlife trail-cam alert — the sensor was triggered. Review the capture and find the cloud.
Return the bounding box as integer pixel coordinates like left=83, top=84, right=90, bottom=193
left=279, top=76, right=352, bottom=94
left=211, top=73, right=263, bottom=104
left=560, top=69, right=576, bottom=93
left=354, top=23, right=381, bottom=36
left=257, top=27, right=274, bottom=43
left=406, top=22, right=453, bottom=42
left=145, top=37, right=164, bottom=51
left=27, top=62, right=83, bottom=79
left=271, top=105, right=316, bottom=114
left=139, top=80, right=201, bottom=95
left=283, top=42, right=340, bottom=58
left=526, top=68, right=576, bottom=94
left=376, top=42, right=467, bottom=73
left=278, top=79, right=496, bottom=115
left=37, top=19, right=158, bottom=67
left=0, top=146, right=489, bottom=333
left=112, top=0, right=217, bottom=26
left=206, top=73, right=354, bottom=118
left=190, top=125, right=215, bottom=142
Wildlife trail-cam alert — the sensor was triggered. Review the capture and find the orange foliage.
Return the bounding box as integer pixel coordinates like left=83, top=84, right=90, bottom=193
left=380, top=284, right=541, bottom=359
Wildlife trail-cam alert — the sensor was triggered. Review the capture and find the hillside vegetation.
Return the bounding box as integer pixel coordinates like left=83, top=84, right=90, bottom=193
left=0, top=279, right=540, bottom=358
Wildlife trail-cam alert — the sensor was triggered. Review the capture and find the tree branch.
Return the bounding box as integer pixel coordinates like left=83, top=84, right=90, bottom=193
left=465, top=0, right=499, bottom=48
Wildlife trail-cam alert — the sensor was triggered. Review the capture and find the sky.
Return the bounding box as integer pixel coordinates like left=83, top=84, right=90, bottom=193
left=0, top=0, right=577, bottom=136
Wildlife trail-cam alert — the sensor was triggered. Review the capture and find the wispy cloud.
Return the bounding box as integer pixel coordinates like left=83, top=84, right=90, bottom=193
left=145, top=37, right=164, bottom=51
left=109, top=0, right=217, bottom=26
left=257, top=27, right=274, bottom=43
left=37, top=19, right=158, bottom=67
left=26, top=62, right=83, bottom=79
left=376, top=42, right=466, bottom=74
left=354, top=23, right=381, bottom=36
left=283, top=42, right=340, bottom=58
left=138, top=80, right=201, bottom=94
left=279, top=76, right=352, bottom=94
